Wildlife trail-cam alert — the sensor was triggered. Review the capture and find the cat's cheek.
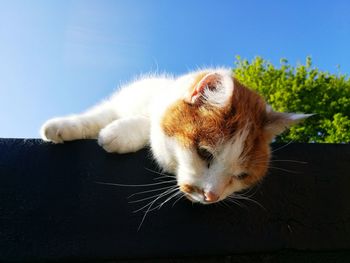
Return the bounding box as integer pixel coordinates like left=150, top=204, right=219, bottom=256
left=221, top=179, right=248, bottom=199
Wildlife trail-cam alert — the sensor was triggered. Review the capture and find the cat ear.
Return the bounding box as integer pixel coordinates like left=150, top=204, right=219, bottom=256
left=185, top=73, right=225, bottom=106
left=264, top=106, right=313, bottom=141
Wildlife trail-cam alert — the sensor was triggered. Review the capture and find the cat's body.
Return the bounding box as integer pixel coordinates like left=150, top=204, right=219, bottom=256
left=41, top=68, right=309, bottom=204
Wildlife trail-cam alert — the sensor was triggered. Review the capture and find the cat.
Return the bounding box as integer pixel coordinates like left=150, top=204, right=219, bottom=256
left=41, top=68, right=310, bottom=204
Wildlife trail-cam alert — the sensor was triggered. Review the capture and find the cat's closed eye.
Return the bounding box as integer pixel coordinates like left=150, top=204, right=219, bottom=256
left=236, top=172, right=249, bottom=180
left=197, top=147, right=214, bottom=168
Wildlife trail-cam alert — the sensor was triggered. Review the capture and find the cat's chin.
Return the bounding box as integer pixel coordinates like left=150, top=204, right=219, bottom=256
left=183, top=193, right=222, bottom=205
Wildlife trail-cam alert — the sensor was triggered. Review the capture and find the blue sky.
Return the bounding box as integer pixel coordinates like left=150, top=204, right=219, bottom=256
left=0, top=0, right=349, bottom=138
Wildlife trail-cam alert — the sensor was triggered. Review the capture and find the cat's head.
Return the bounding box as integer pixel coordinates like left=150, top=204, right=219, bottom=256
left=160, top=69, right=310, bottom=204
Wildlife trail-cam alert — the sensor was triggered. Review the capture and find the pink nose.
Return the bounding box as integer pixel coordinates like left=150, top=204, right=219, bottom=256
left=204, top=191, right=219, bottom=202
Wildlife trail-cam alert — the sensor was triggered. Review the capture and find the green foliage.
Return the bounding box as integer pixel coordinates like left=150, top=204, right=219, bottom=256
left=233, top=56, right=350, bottom=143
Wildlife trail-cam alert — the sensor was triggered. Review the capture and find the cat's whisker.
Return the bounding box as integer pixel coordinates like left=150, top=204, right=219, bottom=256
left=271, top=141, right=294, bottom=153
left=271, top=159, right=308, bottom=164
left=252, top=163, right=301, bottom=174
left=144, top=167, right=173, bottom=178
left=151, top=190, right=181, bottom=211
left=129, top=186, right=178, bottom=204
left=253, top=159, right=307, bottom=165
left=225, top=198, right=247, bottom=210
left=153, top=176, right=177, bottom=181
left=220, top=200, right=232, bottom=209
left=136, top=187, right=179, bottom=231
left=236, top=187, right=258, bottom=199
left=128, top=185, right=176, bottom=199
left=161, top=191, right=182, bottom=208
left=231, top=194, right=266, bottom=211
left=133, top=187, right=179, bottom=214
left=95, top=180, right=175, bottom=188
left=172, top=193, right=185, bottom=207
left=144, top=167, right=178, bottom=182
left=266, top=166, right=300, bottom=174
left=224, top=197, right=248, bottom=210
left=252, top=146, right=306, bottom=165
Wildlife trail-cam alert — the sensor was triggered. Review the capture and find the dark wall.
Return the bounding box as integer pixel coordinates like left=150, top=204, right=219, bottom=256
left=0, top=139, right=350, bottom=262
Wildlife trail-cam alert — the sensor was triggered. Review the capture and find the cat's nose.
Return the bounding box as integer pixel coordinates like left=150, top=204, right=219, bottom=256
left=204, top=191, right=219, bottom=202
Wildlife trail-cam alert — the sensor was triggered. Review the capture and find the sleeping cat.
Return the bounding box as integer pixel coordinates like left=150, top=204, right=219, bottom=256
left=41, top=68, right=310, bottom=204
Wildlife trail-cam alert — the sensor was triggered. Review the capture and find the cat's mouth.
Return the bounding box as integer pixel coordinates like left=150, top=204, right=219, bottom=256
left=184, top=193, right=221, bottom=204
left=180, top=185, right=221, bottom=204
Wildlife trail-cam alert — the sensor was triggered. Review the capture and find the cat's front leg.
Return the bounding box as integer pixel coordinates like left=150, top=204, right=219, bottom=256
left=40, top=116, right=99, bottom=143
left=41, top=102, right=117, bottom=143
left=98, top=116, right=150, bottom=153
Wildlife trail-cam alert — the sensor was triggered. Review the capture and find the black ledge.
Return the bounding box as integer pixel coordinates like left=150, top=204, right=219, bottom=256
left=0, top=139, right=350, bottom=262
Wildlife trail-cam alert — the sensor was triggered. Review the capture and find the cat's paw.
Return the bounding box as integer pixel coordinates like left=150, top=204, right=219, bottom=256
left=98, top=119, right=147, bottom=154
left=41, top=117, right=84, bottom=143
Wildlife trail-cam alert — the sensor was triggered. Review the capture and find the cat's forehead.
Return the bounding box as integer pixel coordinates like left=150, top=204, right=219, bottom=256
left=161, top=74, right=267, bottom=148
